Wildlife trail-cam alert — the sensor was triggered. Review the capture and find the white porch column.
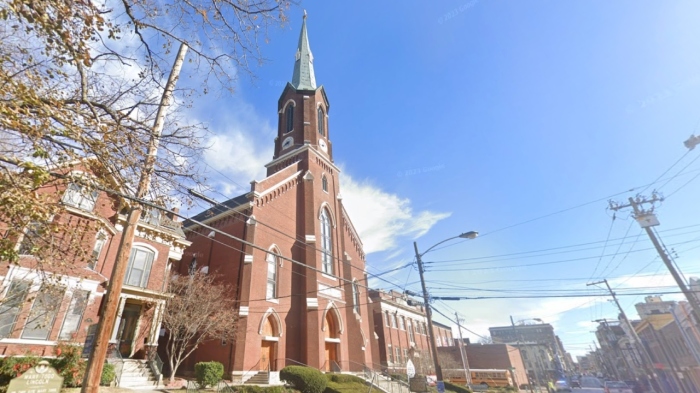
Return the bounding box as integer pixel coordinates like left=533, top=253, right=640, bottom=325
left=110, top=296, right=127, bottom=342
left=149, top=301, right=165, bottom=345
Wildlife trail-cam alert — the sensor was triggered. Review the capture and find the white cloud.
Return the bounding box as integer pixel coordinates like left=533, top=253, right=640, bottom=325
left=340, top=174, right=451, bottom=254
left=204, top=131, right=272, bottom=183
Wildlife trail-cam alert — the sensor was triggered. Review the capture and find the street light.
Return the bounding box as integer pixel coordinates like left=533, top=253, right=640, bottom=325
left=414, top=231, right=478, bottom=393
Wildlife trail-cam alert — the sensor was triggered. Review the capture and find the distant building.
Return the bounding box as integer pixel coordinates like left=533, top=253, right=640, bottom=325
left=634, top=297, right=700, bottom=393
left=489, top=323, right=568, bottom=378
left=464, top=343, right=528, bottom=387
left=368, top=289, right=454, bottom=374
left=594, top=320, right=635, bottom=380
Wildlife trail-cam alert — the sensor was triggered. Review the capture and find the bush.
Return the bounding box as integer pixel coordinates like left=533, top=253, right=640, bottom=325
left=0, top=355, right=41, bottom=392
left=195, top=361, right=224, bottom=387
left=280, top=366, right=327, bottom=393
left=326, top=374, right=363, bottom=384
left=444, top=381, right=471, bottom=393
left=101, top=363, right=115, bottom=386
left=50, top=344, right=85, bottom=387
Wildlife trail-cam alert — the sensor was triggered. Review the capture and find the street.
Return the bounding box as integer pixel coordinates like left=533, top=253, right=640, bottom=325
left=577, top=376, right=604, bottom=392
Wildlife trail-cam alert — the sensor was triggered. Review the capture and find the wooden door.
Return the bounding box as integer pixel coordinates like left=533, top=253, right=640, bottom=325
left=261, top=341, right=274, bottom=371
left=324, top=342, right=337, bottom=371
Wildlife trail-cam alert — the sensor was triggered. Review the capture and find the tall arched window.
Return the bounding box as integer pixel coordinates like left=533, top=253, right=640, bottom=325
left=317, top=107, right=325, bottom=136
left=285, top=104, right=294, bottom=133
left=322, top=175, right=328, bottom=192
left=266, top=252, right=278, bottom=299
left=320, top=209, right=333, bottom=274
left=352, top=281, right=360, bottom=314
left=125, top=246, right=155, bottom=288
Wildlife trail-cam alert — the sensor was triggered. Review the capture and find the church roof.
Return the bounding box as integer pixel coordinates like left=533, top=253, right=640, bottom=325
left=291, top=13, right=317, bottom=91
left=183, top=193, right=249, bottom=228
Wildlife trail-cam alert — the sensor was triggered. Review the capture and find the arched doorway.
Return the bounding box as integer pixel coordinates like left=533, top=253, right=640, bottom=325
left=260, top=315, right=278, bottom=371
left=324, top=310, right=340, bottom=371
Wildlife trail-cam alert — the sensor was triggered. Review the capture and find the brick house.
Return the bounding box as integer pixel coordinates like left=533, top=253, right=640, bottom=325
left=0, top=161, right=190, bottom=361
left=368, top=289, right=454, bottom=375
left=174, top=16, right=377, bottom=382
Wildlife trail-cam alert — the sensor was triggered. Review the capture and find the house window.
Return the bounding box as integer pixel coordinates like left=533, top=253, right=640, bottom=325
left=0, top=280, right=30, bottom=338
left=285, top=104, right=294, bottom=133
left=141, top=208, right=161, bottom=226
left=391, top=313, right=397, bottom=328
left=351, top=281, right=360, bottom=314
left=320, top=209, right=333, bottom=274
left=317, top=107, right=325, bottom=136
left=395, top=347, right=402, bottom=363
left=322, top=175, right=328, bottom=192
left=22, top=285, right=65, bottom=340
left=266, top=252, right=278, bottom=299
left=89, top=230, right=107, bottom=270
left=399, top=316, right=405, bottom=330
left=388, top=345, right=393, bottom=363
left=125, top=247, right=155, bottom=288
left=408, top=320, right=415, bottom=342
left=59, top=290, right=89, bottom=340
left=385, top=311, right=390, bottom=327
left=18, top=222, right=42, bottom=255
left=62, top=182, right=98, bottom=211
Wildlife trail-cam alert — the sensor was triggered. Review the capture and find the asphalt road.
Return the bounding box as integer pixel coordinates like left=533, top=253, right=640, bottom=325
left=577, top=376, right=604, bottom=392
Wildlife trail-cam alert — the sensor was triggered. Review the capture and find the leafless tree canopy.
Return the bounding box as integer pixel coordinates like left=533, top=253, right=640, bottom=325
left=162, top=272, right=237, bottom=383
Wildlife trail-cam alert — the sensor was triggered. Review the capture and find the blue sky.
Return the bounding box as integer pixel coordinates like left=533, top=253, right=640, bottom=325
left=182, top=0, right=700, bottom=357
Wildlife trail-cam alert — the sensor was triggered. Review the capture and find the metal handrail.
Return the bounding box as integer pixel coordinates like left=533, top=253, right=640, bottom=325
left=148, top=351, right=164, bottom=385
left=108, top=347, right=125, bottom=387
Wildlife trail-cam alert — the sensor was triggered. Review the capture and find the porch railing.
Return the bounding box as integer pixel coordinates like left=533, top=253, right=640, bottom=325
left=107, top=347, right=125, bottom=387
left=148, top=351, right=164, bottom=386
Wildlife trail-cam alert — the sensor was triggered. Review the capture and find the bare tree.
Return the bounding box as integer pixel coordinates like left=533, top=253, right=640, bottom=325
left=162, top=272, right=237, bottom=384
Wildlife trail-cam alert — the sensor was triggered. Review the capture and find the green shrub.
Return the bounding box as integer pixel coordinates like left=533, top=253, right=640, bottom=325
left=0, top=355, right=41, bottom=393
left=280, top=366, right=327, bottom=393
left=101, top=363, right=115, bottom=386
left=195, top=361, right=224, bottom=387
left=49, top=344, right=85, bottom=387
left=262, top=386, right=289, bottom=393
left=326, top=374, right=363, bottom=384
left=444, top=381, right=472, bottom=393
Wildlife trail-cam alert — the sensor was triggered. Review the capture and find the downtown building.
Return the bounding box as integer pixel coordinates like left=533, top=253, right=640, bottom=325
left=175, top=18, right=376, bottom=382
left=0, top=160, right=189, bottom=385
left=489, top=322, right=570, bottom=380
left=632, top=296, right=700, bottom=393
left=368, top=289, right=455, bottom=374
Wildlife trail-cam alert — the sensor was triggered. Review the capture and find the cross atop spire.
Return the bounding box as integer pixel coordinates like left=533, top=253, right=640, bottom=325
left=291, top=12, right=317, bottom=90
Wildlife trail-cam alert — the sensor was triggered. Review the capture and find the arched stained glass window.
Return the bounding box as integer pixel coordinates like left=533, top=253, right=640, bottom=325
left=320, top=210, right=333, bottom=274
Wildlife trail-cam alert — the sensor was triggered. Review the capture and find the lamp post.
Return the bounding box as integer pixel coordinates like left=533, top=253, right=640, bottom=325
left=414, top=231, right=478, bottom=393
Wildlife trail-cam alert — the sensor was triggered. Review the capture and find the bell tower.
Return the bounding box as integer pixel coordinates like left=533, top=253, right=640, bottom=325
left=270, top=13, right=332, bottom=176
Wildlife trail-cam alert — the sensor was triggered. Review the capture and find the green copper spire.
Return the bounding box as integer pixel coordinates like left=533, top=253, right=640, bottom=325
left=291, top=11, right=317, bottom=90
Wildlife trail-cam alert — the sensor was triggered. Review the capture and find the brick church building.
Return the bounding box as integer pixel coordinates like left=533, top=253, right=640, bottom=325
left=177, top=16, right=378, bottom=382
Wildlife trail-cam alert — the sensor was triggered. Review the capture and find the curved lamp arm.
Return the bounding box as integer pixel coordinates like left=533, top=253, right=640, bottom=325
left=419, top=231, right=479, bottom=257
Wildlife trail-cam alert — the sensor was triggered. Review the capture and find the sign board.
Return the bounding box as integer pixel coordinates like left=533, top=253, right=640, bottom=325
left=7, top=361, right=63, bottom=393
left=409, top=376, right=428, bottom=393
left=82, top=324, right=98, bottom=358
left=406, top=359, right=416, bottom=378
left=436, top=381, right=445, bottom=393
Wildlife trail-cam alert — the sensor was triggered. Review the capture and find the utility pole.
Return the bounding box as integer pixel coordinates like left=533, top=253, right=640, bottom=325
left=414, top=242, right=445, bottom=393
left=587, top=279, right=661, bottom=392
left=609, top=194, right=700, bottom=326
left=81, top=43, right=189, bottom=393
left=455, top=312, right=472, bottom=386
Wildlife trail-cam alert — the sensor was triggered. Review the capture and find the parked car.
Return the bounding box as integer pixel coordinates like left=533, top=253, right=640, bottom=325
left=571, top=379, right=581, bottom=389
left=555, top=380, right=572, bottom=392
left=604, top=381, right=633, bottom=393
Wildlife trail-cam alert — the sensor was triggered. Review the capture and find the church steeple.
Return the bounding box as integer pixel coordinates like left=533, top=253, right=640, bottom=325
left=291, top=11, right=317, bottom=90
